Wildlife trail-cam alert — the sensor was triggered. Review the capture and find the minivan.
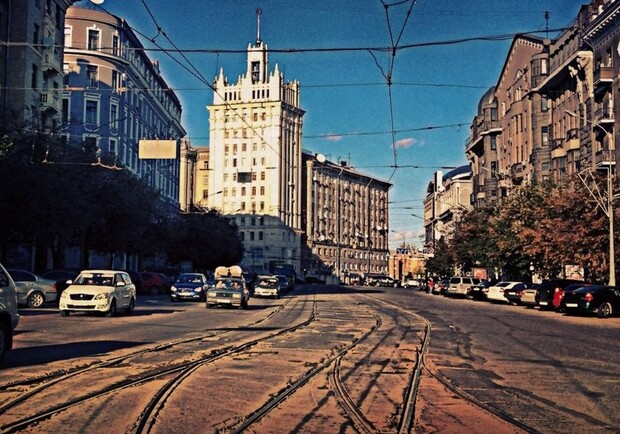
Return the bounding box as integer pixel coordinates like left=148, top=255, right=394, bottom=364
left=0, top=262, right=20, bottom=363
left=446, top=276, right=480, bottom=297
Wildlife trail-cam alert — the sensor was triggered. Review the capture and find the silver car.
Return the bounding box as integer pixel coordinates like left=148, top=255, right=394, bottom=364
left=0, top=263, right=19, bottom=363
left=8, top=269, right=58, bottom=308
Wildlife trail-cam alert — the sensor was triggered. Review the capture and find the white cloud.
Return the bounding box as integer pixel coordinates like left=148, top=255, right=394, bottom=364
left=326, top=135, right=342, bottom=142
left=393, top=137, right=416, bottom=149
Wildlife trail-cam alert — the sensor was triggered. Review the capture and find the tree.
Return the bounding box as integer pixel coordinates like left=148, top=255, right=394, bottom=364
left=425, top=237, right=454, bottom=278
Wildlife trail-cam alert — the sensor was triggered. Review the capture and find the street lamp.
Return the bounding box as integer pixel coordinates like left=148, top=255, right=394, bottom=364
left=566, top=110, right=615, bottom=285
left=391, top=230, right=406, bottom=248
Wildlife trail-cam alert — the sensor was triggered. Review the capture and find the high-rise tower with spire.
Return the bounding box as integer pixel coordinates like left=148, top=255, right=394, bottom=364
left=206, top=10, right=304, bottom=273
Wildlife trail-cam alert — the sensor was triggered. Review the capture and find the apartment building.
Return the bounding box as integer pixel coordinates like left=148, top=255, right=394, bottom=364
left=0, top=0, right=76, bottom=131
left=206, top=19, right=304, bottom=274
left=467, top=0, right=619, bottom=205
left=63, top=6, right=186, bottom=206
left=301, top=153, right=391, bottom=281
left=423, top=166, right=472, bottom=250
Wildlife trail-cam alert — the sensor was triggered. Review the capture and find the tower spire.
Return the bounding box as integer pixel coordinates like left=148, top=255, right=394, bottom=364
left=256, top=8, right=262, bottom=44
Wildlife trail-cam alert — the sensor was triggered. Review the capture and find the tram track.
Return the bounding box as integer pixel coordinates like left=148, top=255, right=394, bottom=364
left=0, top=295, right=313, bottom=434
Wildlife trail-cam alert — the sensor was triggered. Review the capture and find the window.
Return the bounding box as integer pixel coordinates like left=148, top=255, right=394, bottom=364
left=541, top=95, right=548, bottom=111
left=490, top=135, right=496, bottom=150
left=85, top=99, right=98, bottom=124
left=541, top=126, right=549, bottom=147
left=87, top=65, right=98, bottom=87
left=490, top=161, right=497, bottom=174
left=111, top=70, right=118, bottom=91
left=202, top=190, right=209, bottom=198
left=251, top=61, right=260, bottom=83
left=110, top=103, right=118, bottom=129
left=33, top=24, right=40, bottom=48
left=112, top=34, right=120, bottom=56
left=31, top=64, right=38, bottom=89
left=260, top=186, right=265, bottom=195
left=87, top=29, right=100, bottom=50
left=109, top=139, right=117, bottom=155
left=62, top=98, right=69, bottom=123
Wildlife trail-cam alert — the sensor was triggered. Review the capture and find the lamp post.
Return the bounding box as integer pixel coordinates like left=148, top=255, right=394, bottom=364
left=566, top=110, right=615, bottom=285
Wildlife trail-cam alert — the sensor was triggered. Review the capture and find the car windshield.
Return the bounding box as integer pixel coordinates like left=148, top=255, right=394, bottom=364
left=177, top=274, right=203, bottom=284
left=258, top=279, right=278, bottom=288
left=213, top=278, right=243, bottom=290
left=75, top=273, right=115, bottom=286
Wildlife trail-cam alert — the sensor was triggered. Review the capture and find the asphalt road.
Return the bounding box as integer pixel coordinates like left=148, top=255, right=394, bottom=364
left=2, top=285, right=619, bottom=433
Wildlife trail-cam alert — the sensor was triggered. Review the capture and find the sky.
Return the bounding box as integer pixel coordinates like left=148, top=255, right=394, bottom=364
left=76, top=0, right=586, bottom=248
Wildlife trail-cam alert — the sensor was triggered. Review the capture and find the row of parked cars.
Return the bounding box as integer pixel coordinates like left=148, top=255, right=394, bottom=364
left=438, top=276, right=620, bottom=318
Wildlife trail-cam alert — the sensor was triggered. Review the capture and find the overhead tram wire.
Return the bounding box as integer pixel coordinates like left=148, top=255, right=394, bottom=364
left=377, top=0, right=418, bottom=183
left=126, top=1, right=293, bottom=168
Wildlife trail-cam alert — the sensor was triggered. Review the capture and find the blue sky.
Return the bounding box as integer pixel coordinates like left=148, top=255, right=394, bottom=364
left=76, top=0, right=585, bottom=248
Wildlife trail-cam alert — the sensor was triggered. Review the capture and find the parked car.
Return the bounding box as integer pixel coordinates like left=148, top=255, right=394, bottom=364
left=553, top=283, right=593, bottom=311
left=59, top=270, right=136, bottom=317
left=8, top=269, right=58, bottom=308
left=468, top=280, right=492, bottom=300
left=140, top=272, right=167, bottom=295
left=254, top=275, right=281, bottom=298
left=366, top=274, right=399, bottom=287
left=446, top=276, right=480, bottom=297
left=562, top=285, right=620, bottom=318
left=503, top=282, right=531, bottom=305
left=0, top=263, right=19, bottom=363
left=170, top=273, right=209, bottom=302
left=519, top=283, right=540, bottom=307
left=206, top=266, right=250, bottom=309
left=436, top=278, right=450, bottom=295
left=536, top=279, right=584, bottom=310
left=486, top=281, right=517, bottom=303
left=402, top=278, right=421, bottom=289
left=41, top=269, right=79, bottom=301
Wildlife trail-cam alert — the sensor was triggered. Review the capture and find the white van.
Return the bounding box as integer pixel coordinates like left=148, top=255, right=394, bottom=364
left=0, top=262, right=20, bottom=363
left=446, top=276, right=480, bottom=297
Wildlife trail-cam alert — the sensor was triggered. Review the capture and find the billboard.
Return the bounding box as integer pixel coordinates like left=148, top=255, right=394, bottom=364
left=138, top=139, right=177, bottom=159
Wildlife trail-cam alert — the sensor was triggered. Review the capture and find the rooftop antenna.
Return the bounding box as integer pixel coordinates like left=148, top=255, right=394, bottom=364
left=256, top=8, right=262, bottom=45
left=544, top=11, right=549, bottom=38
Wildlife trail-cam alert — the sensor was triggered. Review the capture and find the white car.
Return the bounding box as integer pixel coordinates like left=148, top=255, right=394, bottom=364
left=59, top=270, right=136, bottom=316
left=254, top=275, right=280, bottom=298
left=486, top=281, right=522, bottom=303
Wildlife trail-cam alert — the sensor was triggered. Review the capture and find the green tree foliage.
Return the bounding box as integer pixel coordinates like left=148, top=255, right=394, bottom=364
left=424, top=237, right=454, bottom=278
left=450, top=207, right=499, bottom=273
left=0, top=130, right=244, bottom=270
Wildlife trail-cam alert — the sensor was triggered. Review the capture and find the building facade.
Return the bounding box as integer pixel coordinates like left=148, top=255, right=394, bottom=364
left=206, top=23, right=304, bottom=274
left=63, top=6, right=186, bottom=206
left=302, top=153, right=391, bottom=281
left=423, top=166, right=473, bottom=250
left=466, top=0, right=619, bottom=205
left=0, top=0, right=76, bottom=131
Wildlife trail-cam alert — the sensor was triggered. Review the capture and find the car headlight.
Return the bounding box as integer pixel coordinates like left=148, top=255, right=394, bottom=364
left=171, top=286, right=178, bottom=292
left=60, top=292, right=69, bottom=299
left=94, top=292, right=109, bottom=300
left=232, top=293, right=241, bottom=299
left=194, top=288, right=202, bottom=292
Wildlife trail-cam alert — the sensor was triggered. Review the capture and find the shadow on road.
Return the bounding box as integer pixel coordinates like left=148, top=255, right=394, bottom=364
left=2, top=340, right=147, bottom=368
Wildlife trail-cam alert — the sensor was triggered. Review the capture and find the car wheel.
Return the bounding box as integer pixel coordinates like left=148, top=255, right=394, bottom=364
left=125, top=297, right=135, bottom=314
left=598, top=302, right=613, bottom=318
left=150, top=286, right=162, bottom=295
left=60, top=310, right=70, bottom=317
left=106, top=300, right=117, bottom=317
left=27, top=291, right=45, bottom=308
left=0, top=322, right=7, bottom=364
left=205, top=303, right=211, bottom=309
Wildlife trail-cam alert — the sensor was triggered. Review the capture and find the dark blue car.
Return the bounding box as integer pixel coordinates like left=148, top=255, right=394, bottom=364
left=170, top=273, right=209, bottom=302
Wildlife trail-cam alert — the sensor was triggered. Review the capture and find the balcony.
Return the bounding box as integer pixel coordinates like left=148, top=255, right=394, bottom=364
left=551, top=138, right=564, bottom=150
left=42, top=52, right=62, bottom=75
left=510, top=163, right=524, bottom=181
left=594, top=66, right=614, bottom=89
left=482, top=120, right=502, bottom=134
left=595, top=106, right=614, bottom=126
left=40, top=91, right=61, bottom=112
left=566, top=129, right=580, bottom=150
